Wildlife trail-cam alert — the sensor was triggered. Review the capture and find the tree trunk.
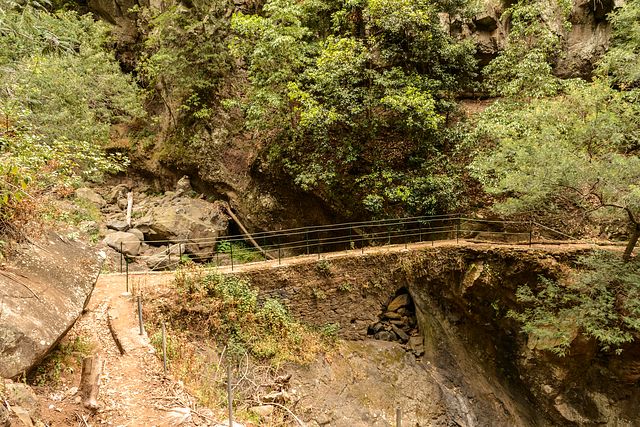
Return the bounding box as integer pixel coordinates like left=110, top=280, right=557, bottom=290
left=80, top=354, right=102, bottom=411
left=623, top=227, right=640, bottom=262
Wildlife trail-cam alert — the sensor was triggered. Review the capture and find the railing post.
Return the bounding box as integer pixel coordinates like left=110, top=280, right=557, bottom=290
left=161, top=322, right=167, bottom=375
left=404, top=220, right=408, bottom=249
left=119, top=242, right=123, bottom=273
left=230, top=242, right=234, bottom=271
left=306, top=229, right=310, bottom=255
left=227, top=365, right=234, bottom=427
left=137, top=295, right=144, bottom=335
left=264, top=236, right=268, bottom=261
left=456, top=219, right=460, bottom=244
left=419, top=221, right=422, bottom=242
left=396, top=407, right=402, bottom=427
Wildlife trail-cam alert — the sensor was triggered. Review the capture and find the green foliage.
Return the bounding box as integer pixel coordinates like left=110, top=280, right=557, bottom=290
left=315, top=259, right=332, bottom=276
left=231, top=0, right=476, bottom=217
left=509, top=252, right=640, bottom=355
left=312, top=287, right=327, bottom=300
left=597, top=0, right=640, bottom=88
left=0, top=3, right=142, bottom=227
left=483, top=0, right=571, bottom=97
left=175, top=270, right=323, bottom=362
left=30, top=336, right=92, bottom=385
left=137, top=0, right=232, bottom=125
left=216, top=240, right=262, bottom=263
left=319, top=322, right=340, bottom=342
left=470, top=80, right=640, bottom=240
left=338, top=281, right=353, bottom=292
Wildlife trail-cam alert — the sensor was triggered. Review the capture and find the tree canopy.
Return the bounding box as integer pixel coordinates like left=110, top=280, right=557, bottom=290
left=470, top=81, right=640, bottom=257
left=231, top=0, right=477, bottom=217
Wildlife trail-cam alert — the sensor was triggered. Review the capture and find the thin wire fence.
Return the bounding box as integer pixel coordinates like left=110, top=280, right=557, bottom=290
left=112, top=214, right=592, bottom=274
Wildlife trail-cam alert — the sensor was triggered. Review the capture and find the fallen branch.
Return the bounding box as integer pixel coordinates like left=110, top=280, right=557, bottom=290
left=107, top=306, right=126, bottom=355
left=80, top=354, right=103, bottom=411
left=223, top=204, right=275, bottom=260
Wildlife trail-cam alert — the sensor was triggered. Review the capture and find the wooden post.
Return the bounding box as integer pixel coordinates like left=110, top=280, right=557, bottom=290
left=162, top=322, right=167, bottom=375
left=227, top=365, right=234, bottom=427
left=137, top=295, right=144, bottom=335
left=126, top=191, right=133, bottom=228
left=80, top=355, right=102, bottom=411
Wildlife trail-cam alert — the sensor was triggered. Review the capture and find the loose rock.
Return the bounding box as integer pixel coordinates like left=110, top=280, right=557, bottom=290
left=106, top=219, right=130, bottom=232
left=250, top=404, right=275, bottom=417
left=387, top=294, right=411, bottom=312
left=75, top=188, right=106, bottom=207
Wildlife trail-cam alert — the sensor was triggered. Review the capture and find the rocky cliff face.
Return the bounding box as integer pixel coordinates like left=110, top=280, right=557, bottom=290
left=87, top=0, right=618, bottom=234
left=446, top=0, right=617, bottom=78
left=237, top=246, right=640, bottom=425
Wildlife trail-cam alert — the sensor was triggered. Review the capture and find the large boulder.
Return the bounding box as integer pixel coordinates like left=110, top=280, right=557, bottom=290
left=0, top=234, right=103, bottom=379
left=103, top=231, right=142, bottom=257
left=141, top=197, right=229, bottom=259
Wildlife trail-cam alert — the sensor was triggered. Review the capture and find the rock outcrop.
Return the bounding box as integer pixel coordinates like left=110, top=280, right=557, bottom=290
left=0, top=234, right=103, bottom=379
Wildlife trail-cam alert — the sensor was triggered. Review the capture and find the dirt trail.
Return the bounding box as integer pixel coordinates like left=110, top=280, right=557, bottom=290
left=37, top=266, right=204, bottom=426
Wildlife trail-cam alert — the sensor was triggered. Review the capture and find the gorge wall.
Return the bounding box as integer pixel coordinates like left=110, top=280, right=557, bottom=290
left=235, top=245, right=640, bottom=426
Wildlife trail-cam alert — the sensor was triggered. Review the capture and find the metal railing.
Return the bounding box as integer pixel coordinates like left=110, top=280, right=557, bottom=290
left=115, top=214, right=583, bottom=274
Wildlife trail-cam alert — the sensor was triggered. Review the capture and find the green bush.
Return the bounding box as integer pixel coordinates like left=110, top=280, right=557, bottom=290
left=175, top=271, right=324, bottom=362
left=0, top=3, right=142, bottom=231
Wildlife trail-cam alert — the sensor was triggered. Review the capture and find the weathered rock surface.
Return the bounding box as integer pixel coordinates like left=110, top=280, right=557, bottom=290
left=75, top=187, right=106, bottom=208
left=237, top=246, right=640, bottom=425
left=143, top=196, right=228, bottom=258
left=0, top=234, right=103, bottom=379
left=106, top=219, right=130, bottom=232
left=103, top=231, right=141, bottom=256
left=143, top=244, right=182, bottom=270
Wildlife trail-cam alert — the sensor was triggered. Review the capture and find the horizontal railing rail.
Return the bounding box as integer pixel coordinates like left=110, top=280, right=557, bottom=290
left=113, top=214, right=588, bottom=273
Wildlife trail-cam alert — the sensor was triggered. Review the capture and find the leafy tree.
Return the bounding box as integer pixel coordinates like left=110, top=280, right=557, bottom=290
left=231, top=0, right=476, bottom=217
left=137, top=0, right=232, bottom=128
left=510, top=252, right=640, bottom=355
left=470, top=81, right=640, bottom=259
left=0, top=3, right=142, bottom=231
left=482, top=0, right=572, bottom=98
